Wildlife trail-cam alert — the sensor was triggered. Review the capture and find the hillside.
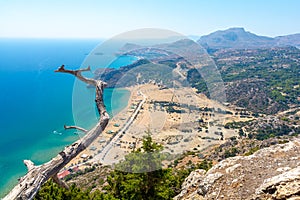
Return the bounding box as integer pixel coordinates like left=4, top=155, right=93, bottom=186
left=275, top=33, right=300, bottom=47
left=188, top=46, right=300, bottom=114
left=95, top=39, right=300, bottom=115
left=198, top=28, right=276, bottom=49
left=198, top=27, right=300, bottom=49
left=174, top=136, right=300, bottom=200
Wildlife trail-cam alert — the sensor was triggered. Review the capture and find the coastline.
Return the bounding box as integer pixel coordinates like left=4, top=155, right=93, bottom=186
left=2, top=82, right=257, bottom=196
left=0, top=88, right=132, bottom=198
left=65, top=85, right=140, bottom=168
left=61, top=83, right=256, bottom=177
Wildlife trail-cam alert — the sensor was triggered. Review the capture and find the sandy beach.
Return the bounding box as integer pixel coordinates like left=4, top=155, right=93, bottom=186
left=65, top=85, right=143, bottom=168
left=63, top=83, right=256, bottom=171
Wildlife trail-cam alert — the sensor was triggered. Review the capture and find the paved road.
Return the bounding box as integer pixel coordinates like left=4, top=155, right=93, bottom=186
left=91, top=91, right=147, bottom=165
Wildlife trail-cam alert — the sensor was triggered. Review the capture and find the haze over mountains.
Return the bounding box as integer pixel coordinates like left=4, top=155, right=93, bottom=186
left=198, top=27, right=300, bottom=49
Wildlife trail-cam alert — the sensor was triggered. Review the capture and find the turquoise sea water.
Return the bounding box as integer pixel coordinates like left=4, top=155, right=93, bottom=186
left=0, top=39, right=132, bottom=197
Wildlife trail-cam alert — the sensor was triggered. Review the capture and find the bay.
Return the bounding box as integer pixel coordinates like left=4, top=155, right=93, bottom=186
left=0, top=39, right=131, bottom=197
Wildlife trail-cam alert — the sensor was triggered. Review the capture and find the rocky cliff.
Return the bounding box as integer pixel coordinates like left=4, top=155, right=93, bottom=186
left=174, top=137, right=300, bottom=200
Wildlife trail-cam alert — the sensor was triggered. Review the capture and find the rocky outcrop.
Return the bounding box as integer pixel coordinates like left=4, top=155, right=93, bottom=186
left=174, top=169, right=206, bottom=199
left=174, top=137, right=300, bottom=200
left=255, top=166, right=300, bottom=199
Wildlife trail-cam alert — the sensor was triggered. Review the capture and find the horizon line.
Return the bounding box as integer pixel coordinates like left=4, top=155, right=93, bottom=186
left=0, top=28, right=300, bottom=40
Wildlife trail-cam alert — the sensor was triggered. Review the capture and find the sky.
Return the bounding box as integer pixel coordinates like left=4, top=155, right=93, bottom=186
left=0, top=0, right=299, bottom=38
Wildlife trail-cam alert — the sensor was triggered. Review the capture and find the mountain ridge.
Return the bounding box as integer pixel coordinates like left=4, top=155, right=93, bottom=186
left=198, top=27, right=300, bottom=49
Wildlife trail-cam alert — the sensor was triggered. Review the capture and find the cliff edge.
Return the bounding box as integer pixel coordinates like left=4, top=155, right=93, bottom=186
left=175, top=137, right=300, bottom=200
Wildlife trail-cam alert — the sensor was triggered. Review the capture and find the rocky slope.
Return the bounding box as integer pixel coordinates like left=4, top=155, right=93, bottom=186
left=174, top=137, right=300, bottom=200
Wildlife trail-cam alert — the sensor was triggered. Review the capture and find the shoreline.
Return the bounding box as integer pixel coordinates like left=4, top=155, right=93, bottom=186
left=65, top=85, right=141, bottom=168
left=0, top=87, right=134, bottom=198
left=62, top=83, right=256, bottom=175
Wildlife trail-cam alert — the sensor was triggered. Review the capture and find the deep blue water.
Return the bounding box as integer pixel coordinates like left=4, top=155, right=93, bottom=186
left=0, top=39, right=132, bottom=197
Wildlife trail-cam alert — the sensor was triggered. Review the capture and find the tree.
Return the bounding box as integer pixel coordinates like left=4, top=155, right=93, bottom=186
left=105, top=132, right=180, bottom=200
left=34, top=180, right=118, bottom=200
left=35, top=132, right=201, bottom=200
left=238, top=128, right=245, bottom=137
left=34, top=180, right=90, bottom=200
left=4, top=65, right=110, bottom=199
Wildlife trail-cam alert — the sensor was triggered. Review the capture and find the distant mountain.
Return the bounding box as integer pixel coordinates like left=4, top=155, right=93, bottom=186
left=198, top=27, right=300, bottom=50
left=198, top=27, right=276, bottom=49
left=275, top=33, right=300, bottom=47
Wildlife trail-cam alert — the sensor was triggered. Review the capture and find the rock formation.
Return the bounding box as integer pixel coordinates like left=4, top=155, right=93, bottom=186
left=175, top=137, right=300, bottom=200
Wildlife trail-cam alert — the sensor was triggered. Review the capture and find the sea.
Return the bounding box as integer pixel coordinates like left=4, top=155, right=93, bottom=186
left=0, top=38, right=134, bottom=197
